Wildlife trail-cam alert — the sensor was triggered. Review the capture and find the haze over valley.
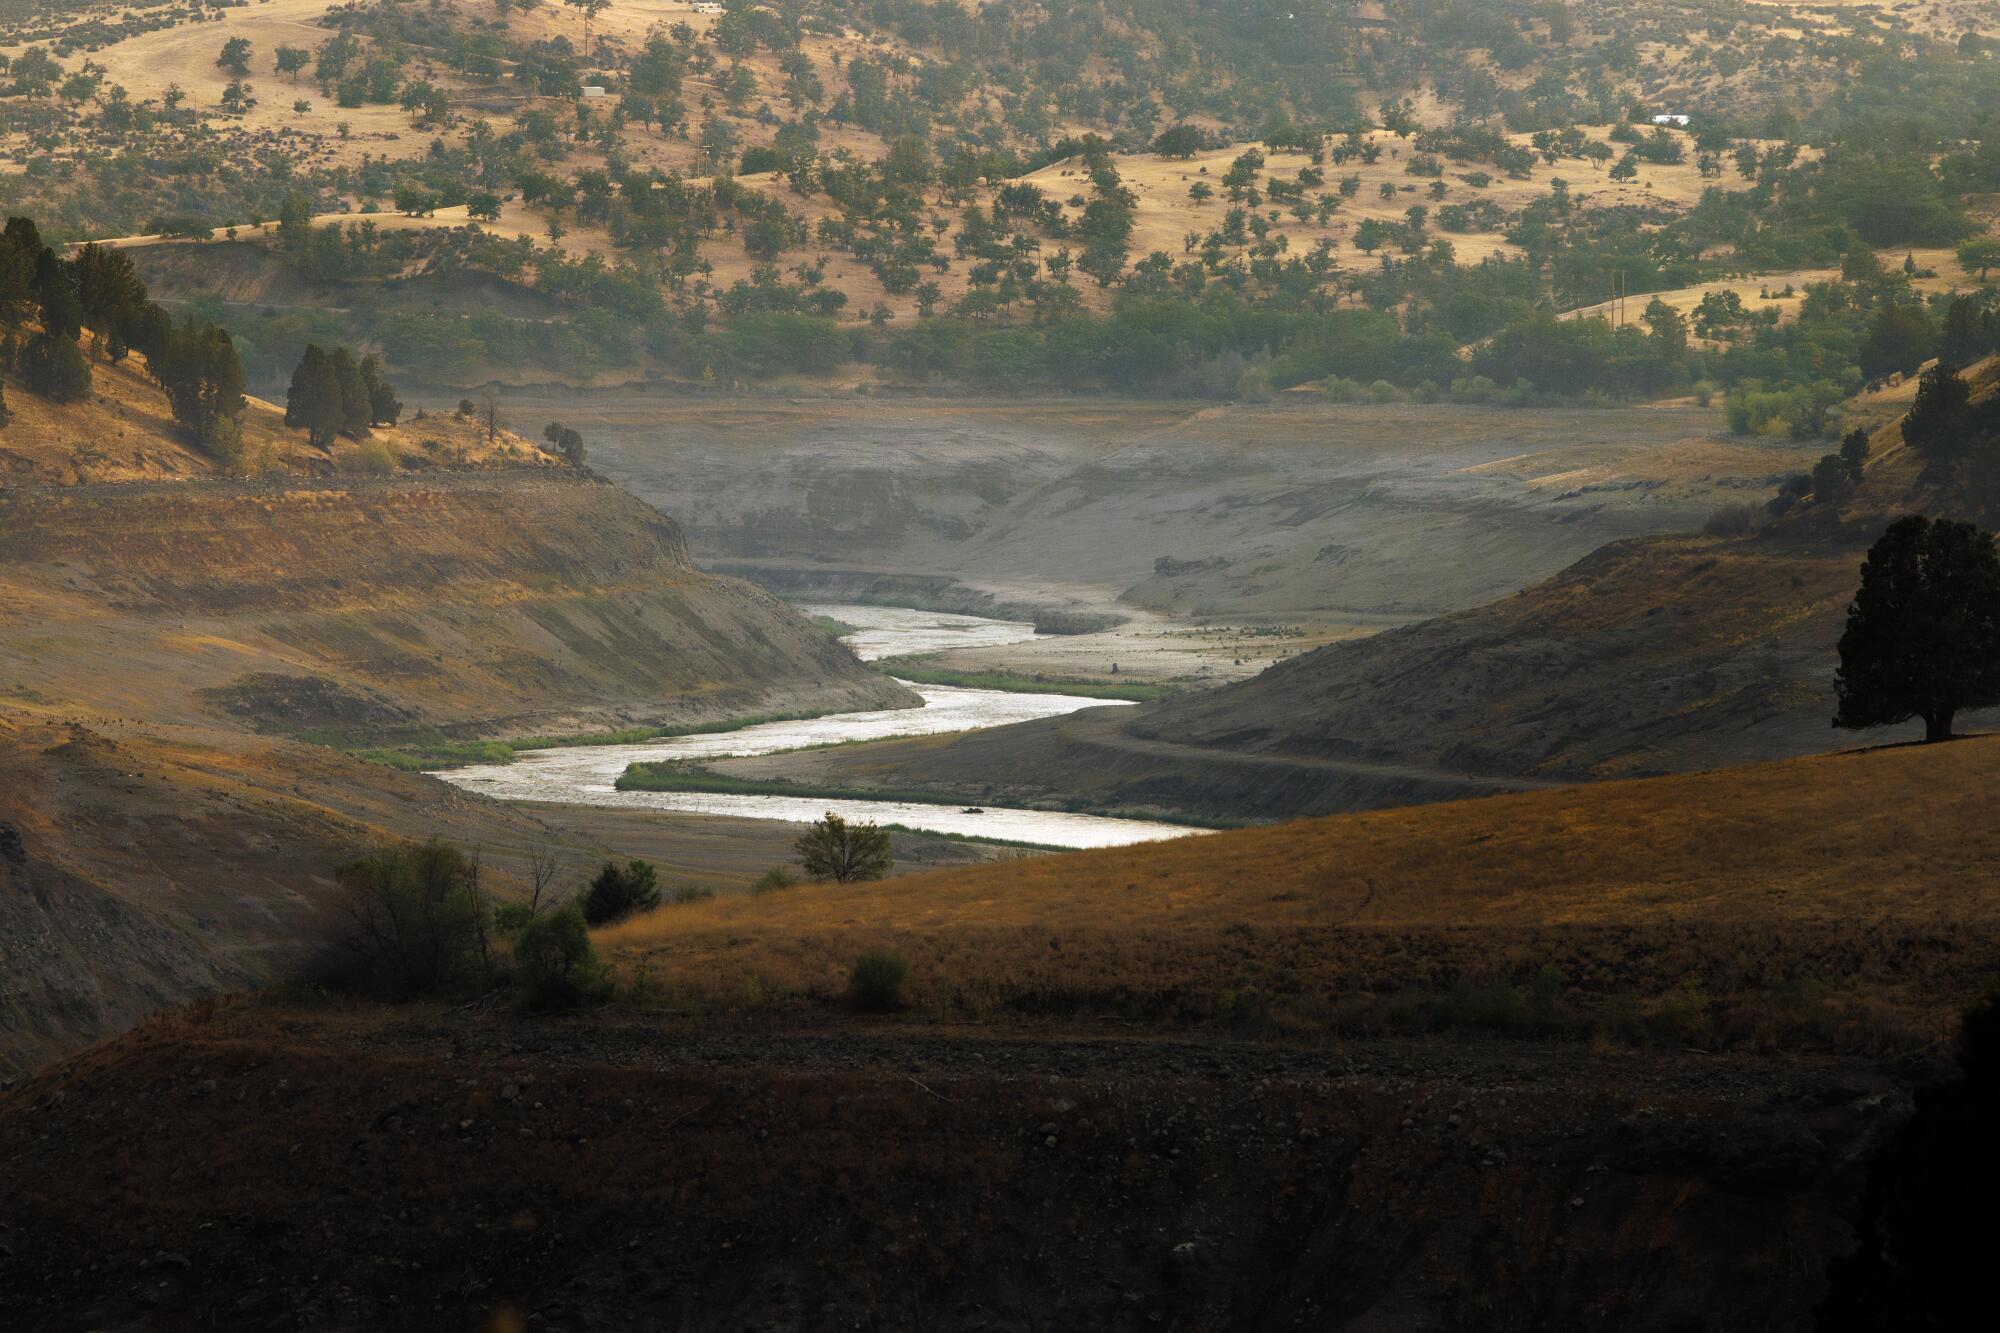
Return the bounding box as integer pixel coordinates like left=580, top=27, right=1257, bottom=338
left=4, top=1, right=2000, bottom=1328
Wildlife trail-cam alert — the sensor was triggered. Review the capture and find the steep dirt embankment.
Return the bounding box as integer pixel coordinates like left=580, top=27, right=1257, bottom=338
left=0, top=469, right=911, bottom=740
left=0, top=709, right=571, bottom=1080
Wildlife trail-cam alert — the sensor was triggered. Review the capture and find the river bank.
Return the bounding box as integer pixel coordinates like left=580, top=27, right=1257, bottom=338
left=432, top=606, right=1207, bottom=851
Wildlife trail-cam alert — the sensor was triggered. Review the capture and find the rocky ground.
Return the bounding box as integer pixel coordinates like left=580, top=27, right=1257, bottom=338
left=0, top=1000, right=1916, bottom=1332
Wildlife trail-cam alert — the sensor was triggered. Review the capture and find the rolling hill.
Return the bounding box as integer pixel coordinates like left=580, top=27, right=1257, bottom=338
left=0, top=329, right=907, bottom=1076
left=5, top=715, right=1990, bottom=1328
left=742, top=361, right=1989, bottom=819
left=602, top=730, right=2000, bottom=1048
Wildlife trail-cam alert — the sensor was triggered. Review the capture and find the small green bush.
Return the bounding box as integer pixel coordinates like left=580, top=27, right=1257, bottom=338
left=848, top=950, right=910, bottom=1013
left=512, top=905, right=612, bottom=1011
left=348, top=439, right=397, bottom=473
left=583, top=859, right=661, bottom=925
left=751, top=866, right=798, bottom=895
left=493, top=901, right=535, bottom=936
left=329, top=839, right=487, bottom=998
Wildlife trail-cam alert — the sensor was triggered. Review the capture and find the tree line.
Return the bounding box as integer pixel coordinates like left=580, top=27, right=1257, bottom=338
left=0, top=216, right=247, bottom=460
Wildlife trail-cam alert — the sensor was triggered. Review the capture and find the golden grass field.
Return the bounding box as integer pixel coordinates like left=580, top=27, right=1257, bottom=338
left=599, top=733, right=2000, bottom=1045
left=0, top=324, right=558, bottom=483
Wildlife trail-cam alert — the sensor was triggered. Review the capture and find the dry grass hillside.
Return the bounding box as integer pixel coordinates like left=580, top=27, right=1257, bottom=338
left=0, top=328, right=554, bottom=483
left=0, top=310, right=909, bottom=1078
left=0, top=704, right=578, bottom=1078
left=601, top=733, right=2000, bottom=1051
left=0, top=463, right=906, bottom=1075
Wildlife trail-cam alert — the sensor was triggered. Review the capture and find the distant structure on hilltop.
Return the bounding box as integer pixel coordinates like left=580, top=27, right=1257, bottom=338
left=1652, top=113, right=1692, bottom=127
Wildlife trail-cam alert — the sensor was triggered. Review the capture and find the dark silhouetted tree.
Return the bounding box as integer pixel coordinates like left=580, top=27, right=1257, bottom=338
left=328, top=345, right=370, bottom=436
left=543, top=421, right=586, bottom=466
left=1859, top=301, right=1936, bottom=380
left=1937, top=295, right=1986, bottom=372
left=1151, top=124, right=1203, bottom=158
left=582, top=859, right=660, bottom=925
left=1900, top=364, right=1972, bottom=461
left=153, top=320, right=246, bottom=460
left=285, top=344, right=344, bottom=447
left=20, top=330, right=90, bottom=401
left=359, top=354, right=400, bottom=426
left=1839, top=427, right=1870, bottom=482
left=34, top=249, right=81, bottom=341
left=1834, top=515, right=2000, bottom=742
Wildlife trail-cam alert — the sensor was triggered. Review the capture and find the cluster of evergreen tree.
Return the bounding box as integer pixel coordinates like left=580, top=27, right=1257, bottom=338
left=0, top=217, right=246, bottom=459
left=0, top=218, right=95, bottom=407
left=283, top=344, right=400, bottom=448
left=542, top=422, right=586, bottom=466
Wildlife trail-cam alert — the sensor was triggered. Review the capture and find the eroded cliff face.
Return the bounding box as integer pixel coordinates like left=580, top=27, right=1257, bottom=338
left=0, top=465, right=908, bottom=1075
left=0, top=468, right=911, bottom=739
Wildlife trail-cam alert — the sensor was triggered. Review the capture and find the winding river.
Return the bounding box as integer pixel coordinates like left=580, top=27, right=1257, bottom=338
left=434, top=605, right=1203, bottom=849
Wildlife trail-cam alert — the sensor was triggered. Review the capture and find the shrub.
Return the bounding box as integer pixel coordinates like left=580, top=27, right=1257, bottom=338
left=848, top=950, right=909, bottom=1012
left=512, top=904, right=611, bottom=1011
left=493, top=901, right=536, bottom=936
left=348, top=439, right=397, bottom=473
left=1448, top=374, right=1499, bottom=403
left=750, top=866, right=798, bottom=895
left=1703, top=502, right=1763, bottom=537
left=583, top=859, right=661, bottom=925
left=329, top=840, right=489, bottom=998
left=1649, top=977, right=1713, bottom=1045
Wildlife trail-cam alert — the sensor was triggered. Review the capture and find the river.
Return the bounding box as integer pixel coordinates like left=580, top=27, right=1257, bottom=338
left=433, top=605, right=1203, bottom=849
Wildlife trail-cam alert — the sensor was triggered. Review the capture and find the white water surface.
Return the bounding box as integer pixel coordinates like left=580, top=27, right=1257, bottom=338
left=434, top=605, right=1202, bottom=849
left=797, top=603, right=1042, bottom=661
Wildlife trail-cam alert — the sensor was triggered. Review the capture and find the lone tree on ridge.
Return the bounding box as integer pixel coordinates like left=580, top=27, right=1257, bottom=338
left=1834, top=514, right=2000, bottom=743
left=795, top=812, right=892, bottom=883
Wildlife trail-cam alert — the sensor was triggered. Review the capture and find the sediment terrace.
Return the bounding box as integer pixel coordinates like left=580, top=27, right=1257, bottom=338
left=0, top=467, right=910, bottom=739
left=0, top=464, right=906, bottom=1074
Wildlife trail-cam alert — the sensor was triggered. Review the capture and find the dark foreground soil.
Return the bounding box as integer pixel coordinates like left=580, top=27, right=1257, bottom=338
left=0, top=1001, right=1918, bottom=1332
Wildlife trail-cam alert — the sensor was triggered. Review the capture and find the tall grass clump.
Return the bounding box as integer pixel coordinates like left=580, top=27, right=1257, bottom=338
left=848, top=951, right=910, bottom=1013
